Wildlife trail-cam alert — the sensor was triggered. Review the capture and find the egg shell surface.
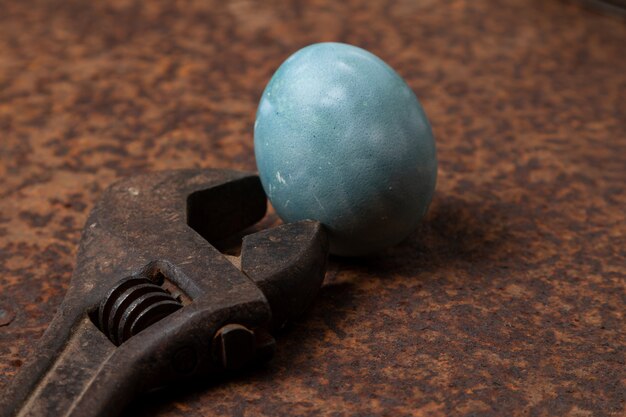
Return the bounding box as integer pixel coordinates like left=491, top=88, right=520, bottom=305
left=254, top=42, right=437, bottom=256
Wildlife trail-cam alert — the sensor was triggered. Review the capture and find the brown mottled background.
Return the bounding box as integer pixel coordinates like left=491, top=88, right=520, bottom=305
left=0, top=0, right=625, bottom=416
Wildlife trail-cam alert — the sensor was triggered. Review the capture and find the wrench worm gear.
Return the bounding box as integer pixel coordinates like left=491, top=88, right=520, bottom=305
left=96, top=277, right=183, bottom=346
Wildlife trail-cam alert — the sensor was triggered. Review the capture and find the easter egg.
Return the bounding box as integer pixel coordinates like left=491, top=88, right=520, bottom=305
left=254, top=42, right=437, bottom=256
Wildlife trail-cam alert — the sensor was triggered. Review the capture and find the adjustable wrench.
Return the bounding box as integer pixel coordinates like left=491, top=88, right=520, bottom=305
left=1, top=169, right=328, bottom=417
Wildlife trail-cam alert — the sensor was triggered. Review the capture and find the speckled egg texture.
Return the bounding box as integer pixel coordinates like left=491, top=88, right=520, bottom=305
left=254, top=42, right=437, bottom=256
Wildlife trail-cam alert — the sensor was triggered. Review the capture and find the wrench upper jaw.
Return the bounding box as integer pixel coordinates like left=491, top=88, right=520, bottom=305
left=53, top=169, right=270, bottom=315
left=240, top=220, right=329, bottom=331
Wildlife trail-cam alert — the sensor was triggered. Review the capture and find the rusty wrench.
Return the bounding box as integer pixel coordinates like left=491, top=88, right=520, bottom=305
left=1, top=169, right=328, bottom=417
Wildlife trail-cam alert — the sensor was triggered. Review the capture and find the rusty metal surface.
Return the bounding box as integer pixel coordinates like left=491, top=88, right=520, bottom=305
left=0, top=0, right=624, bottom=416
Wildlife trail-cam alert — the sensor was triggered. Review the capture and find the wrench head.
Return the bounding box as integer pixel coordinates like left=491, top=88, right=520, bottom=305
left=73, top=168, right=328, bottom=340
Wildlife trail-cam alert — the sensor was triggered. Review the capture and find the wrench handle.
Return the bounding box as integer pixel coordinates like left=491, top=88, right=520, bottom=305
left=0, top=310, right=127, bottom=417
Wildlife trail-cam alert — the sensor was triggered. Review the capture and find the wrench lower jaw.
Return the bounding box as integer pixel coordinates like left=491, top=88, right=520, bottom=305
left=241, top=220, right=329, bottom=331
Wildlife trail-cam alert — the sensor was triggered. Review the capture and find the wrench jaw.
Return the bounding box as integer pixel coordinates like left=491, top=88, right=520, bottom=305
left=241, top=220, right=329, bottom=331
left=1, top=169, right=329, bottom=417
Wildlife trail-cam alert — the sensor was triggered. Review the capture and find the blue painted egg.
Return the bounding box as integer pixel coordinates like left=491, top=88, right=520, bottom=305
left=254, top=42, right=437, bottom=256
